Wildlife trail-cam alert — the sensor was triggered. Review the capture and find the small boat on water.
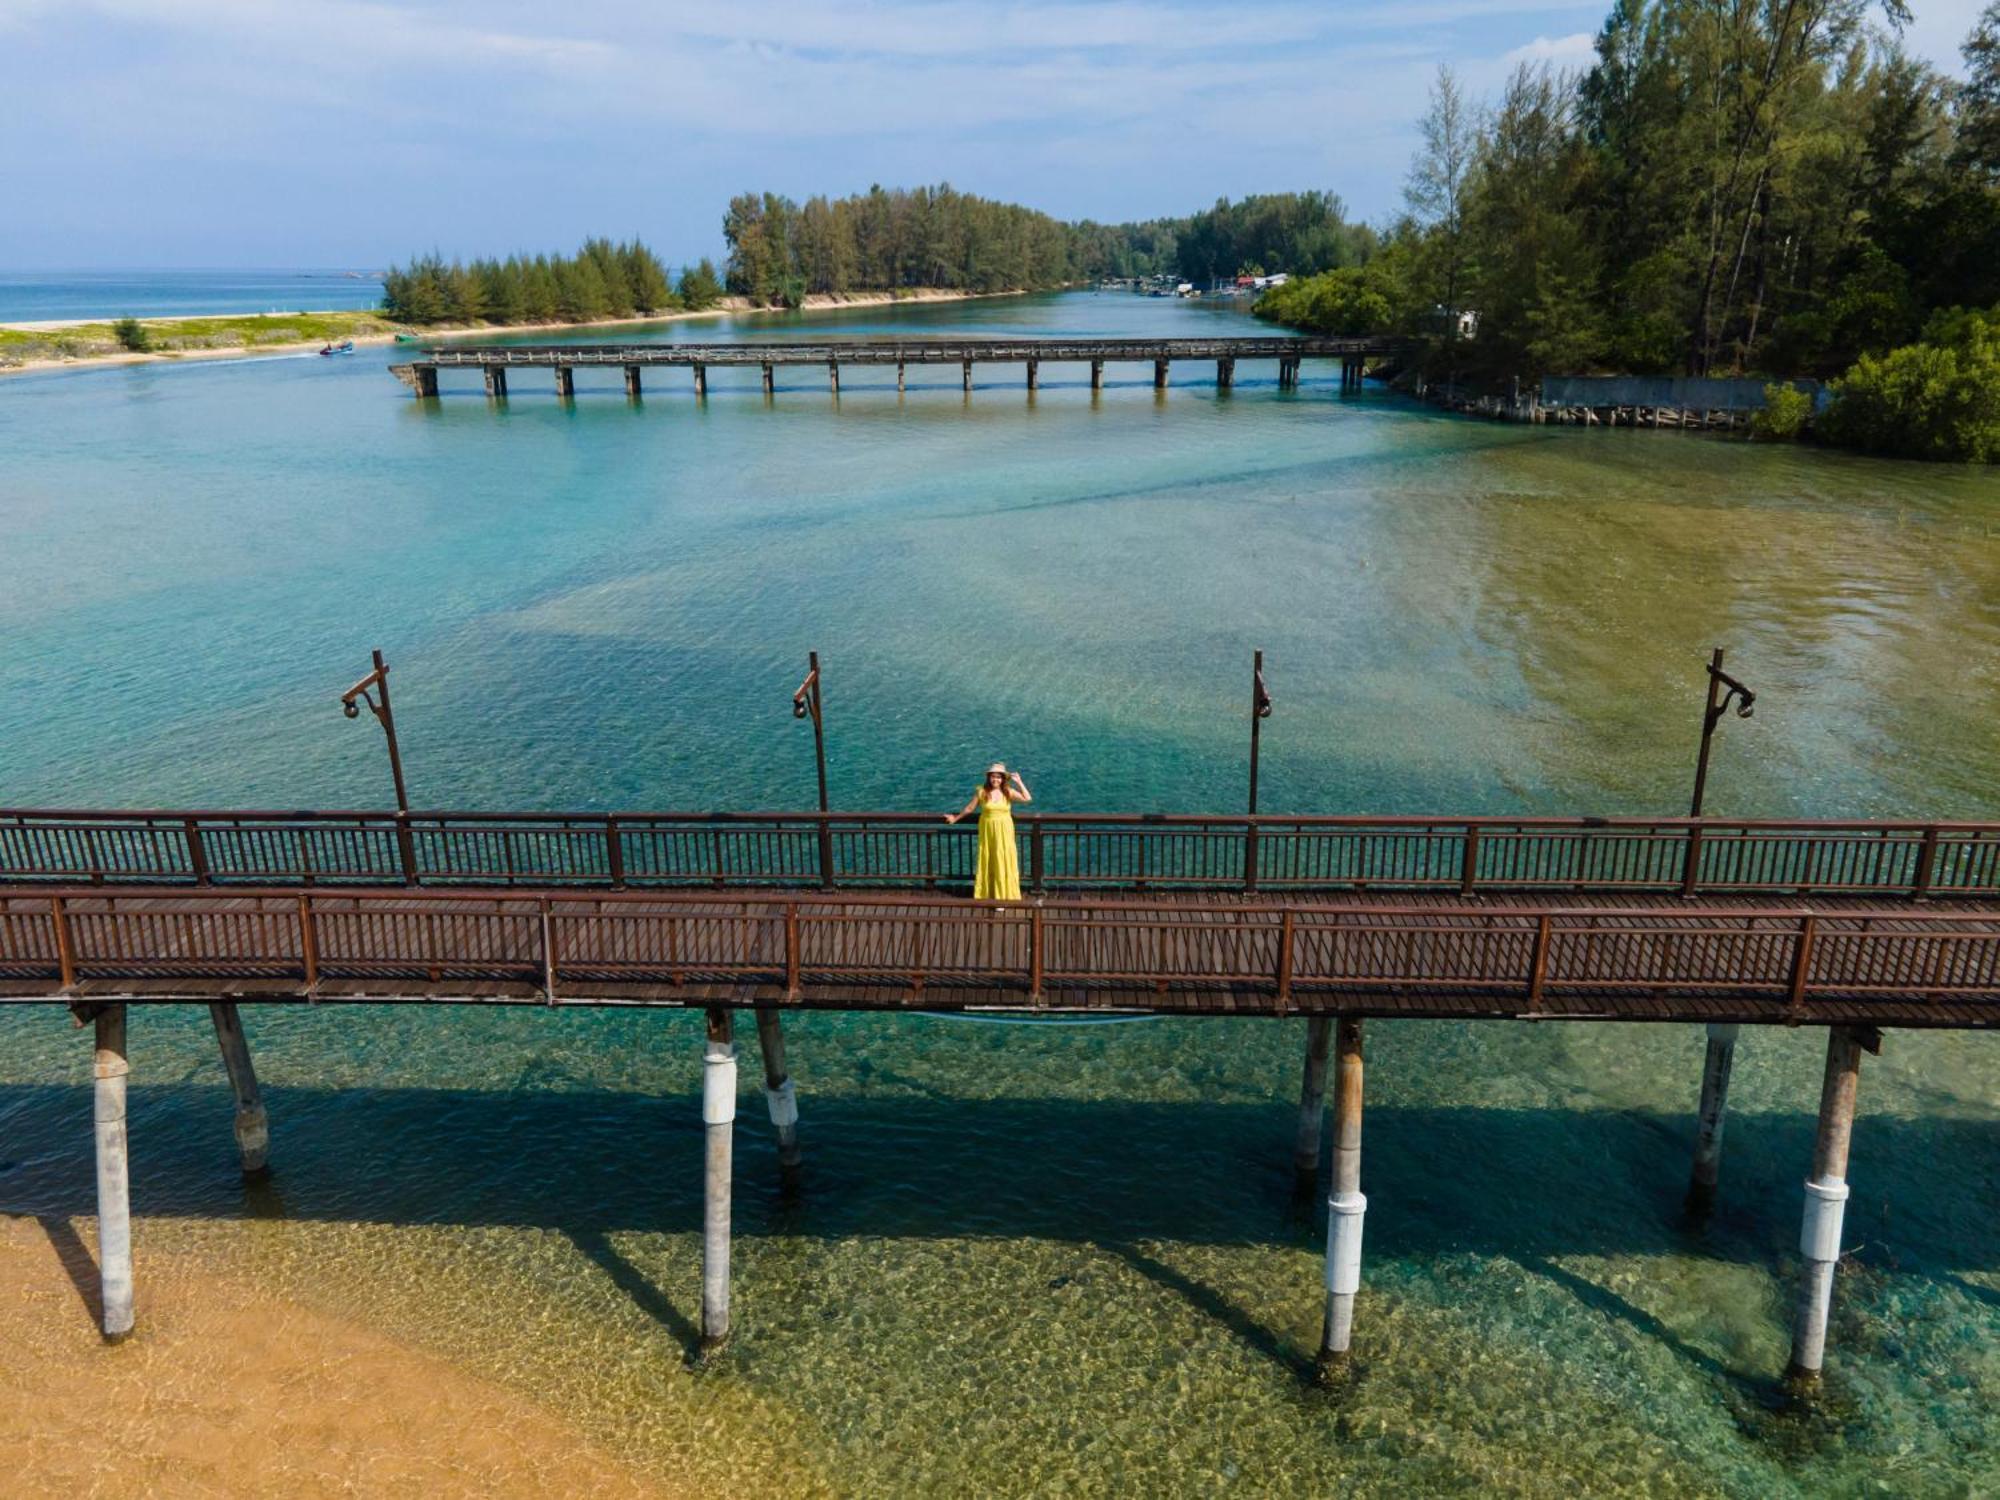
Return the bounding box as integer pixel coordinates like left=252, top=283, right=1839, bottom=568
left=393, top=332, right=421, bottom=343
left=319, top=340, right=356, bottom=356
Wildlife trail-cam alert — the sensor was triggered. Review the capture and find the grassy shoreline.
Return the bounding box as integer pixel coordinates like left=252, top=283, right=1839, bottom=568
left=0, top=287, right=1023, bottom=376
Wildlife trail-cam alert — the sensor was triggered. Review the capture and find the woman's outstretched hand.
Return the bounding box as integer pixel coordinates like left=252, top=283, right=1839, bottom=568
left=943, top=813, right=959, bottom=824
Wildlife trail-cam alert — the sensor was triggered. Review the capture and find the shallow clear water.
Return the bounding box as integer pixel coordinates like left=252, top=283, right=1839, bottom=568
left=2, top=292, right=1999, bottom=1495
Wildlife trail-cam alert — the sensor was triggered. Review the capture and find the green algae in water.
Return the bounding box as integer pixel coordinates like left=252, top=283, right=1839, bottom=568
left=2, top=293, right=1999, bottom=1494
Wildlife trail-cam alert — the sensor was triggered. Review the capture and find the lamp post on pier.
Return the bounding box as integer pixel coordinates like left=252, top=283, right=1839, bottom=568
left=793, top=651, right=832, bottom=886
left=340, top=648, right=411, bottom=814
left=1248, top=649, right=1273, bottom=815
left=1245, top=651, right=1273, bottom=893
left=1688, top=647, right=1756, bottom=821
left=1679, top=647, right=1757, bottom=1221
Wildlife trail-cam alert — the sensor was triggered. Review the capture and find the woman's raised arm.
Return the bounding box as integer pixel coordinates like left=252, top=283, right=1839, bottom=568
left=1008, top=773, right=1032, bottom=804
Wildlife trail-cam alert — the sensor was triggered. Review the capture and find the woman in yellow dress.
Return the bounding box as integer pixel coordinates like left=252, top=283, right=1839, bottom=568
left=945, top=763, right=1032, bottom=900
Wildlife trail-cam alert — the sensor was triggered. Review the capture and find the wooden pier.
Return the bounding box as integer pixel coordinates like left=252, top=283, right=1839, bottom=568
left=6, top=801, right=1993, bottom=1391
left=387, top=336, right=1398, bottom=400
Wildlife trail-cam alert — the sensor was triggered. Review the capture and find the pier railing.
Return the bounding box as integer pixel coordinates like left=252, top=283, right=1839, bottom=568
left=412, top=336, right=1395, bottom=367
left=4, top=809, right=1999, bottom=899
left=3, top=886, right=1998, bottom=1021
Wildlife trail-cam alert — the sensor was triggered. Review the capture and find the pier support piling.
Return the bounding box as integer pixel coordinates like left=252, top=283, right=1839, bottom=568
left=207, top=1002, right=269, bottom=1176
left=1685, top=1022, right=1739, bottom=1219
left=761, top=363, right=774, bottom=397
left=753, top=1005, right=802, bottom=1182
left=1090, top=359, right=1104, bottom=390
left=93, top=1004, right=134, bottom=1342
left=623, top=365, right=642, bottom=399
left=1786, top=1026, right=1868, bottom=1391
left=553, top=366, right=574, bottom=399
left=1316, top=1018, right=1366, bottom=1378
left=413, top=365, right=438, bottom=399
left=693, top=364, right=707, bottom=398
left=1026, top=359, right=1039, bottom=392
left=1293, top=1016, right=1333, bottom=1189
left=962, top=360, right=973, bottom=392
left=1154, top=359, right=1169, bottom=390
left=482, top=365, right=508, bottom=399
left=897, top=361, right=906, bottom=393
left=700, top=1006, right=736, bottom=1352
left=1217, top=357, right=1235, bottom=391
left=829, top=361, right=840, bottom=396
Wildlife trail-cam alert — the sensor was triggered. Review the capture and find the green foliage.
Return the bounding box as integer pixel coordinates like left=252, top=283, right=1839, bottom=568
left=723, top=183, right=1074, bottom=302
left=678, top=258, right=724, bottom=310
left=111, top=316, right=150, bottom=352
left=1819, top=309, right=2000, bottom=460
left=1251, top=2, right=2000, bottom=402
left=1253, top=268, right=1394, bottom=335
left=1067, top=192, right=1378, bottom=284
left=1751, top=382, right=1813, bottom=439
left=382, top=237, right=679, bottom=326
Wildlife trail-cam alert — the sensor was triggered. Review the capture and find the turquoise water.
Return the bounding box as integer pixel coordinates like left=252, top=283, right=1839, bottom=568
left=0, top=268, right=386, bottom=322
left=3, top=291, right=1999, bottom=1495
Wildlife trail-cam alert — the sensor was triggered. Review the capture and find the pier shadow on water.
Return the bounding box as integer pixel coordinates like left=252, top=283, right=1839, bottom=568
left=4, top=1083, right=1997, bottom=1358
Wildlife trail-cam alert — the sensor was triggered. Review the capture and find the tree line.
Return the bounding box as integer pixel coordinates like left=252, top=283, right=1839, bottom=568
left=721, top=184, right=1075, bottom=304
left=381, top=188, right=1383, bottom=327
left=381, top=239, right=724, bottom=325
left=1257, top=0, right=2000, bottom=459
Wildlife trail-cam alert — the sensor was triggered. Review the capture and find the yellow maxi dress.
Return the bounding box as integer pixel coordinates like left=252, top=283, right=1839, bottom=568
left=974, top=792, right=1021, bottom=900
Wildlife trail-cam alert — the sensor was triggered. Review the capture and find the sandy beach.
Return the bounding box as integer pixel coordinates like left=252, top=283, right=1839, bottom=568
left=0, top=1214, right=675, bottom=1498
left=0, top=288, right=1022, bottom=379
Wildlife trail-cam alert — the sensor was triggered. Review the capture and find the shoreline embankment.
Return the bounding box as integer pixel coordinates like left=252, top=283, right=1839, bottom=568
left=0, top=287, right=1027, bottom=379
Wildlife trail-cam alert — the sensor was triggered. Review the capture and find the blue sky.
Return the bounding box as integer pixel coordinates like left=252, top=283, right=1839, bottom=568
left=0, top=0, right=1986, bottom=269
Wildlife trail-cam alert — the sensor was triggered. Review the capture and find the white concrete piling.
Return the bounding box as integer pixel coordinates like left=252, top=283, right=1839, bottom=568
left=700, top=1006, right=737, bottom=1351
left=1316, top=1018, right=1366, bottom=1376
left=1686, top=1021, right=1739, bottom=1217
left=93, top=1004, right=134, bottom=1341
left=753, top=1005, right=802, bottom=1179
left=1786, top=1025, right=1866, bottom=1389
left=207, top=1002, right=269, bottom=1175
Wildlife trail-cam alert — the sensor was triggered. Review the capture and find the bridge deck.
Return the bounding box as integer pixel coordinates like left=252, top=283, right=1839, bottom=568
left=402, top=336, right=1393, bottom=368
left=6, top=886, right=1998, bottom=1028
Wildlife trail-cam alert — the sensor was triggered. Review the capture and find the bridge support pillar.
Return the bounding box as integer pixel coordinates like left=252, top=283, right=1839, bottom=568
left=1685, top=1022, right=1738, bottom=1219
left=962, top=360, right=973, bottom=392
left=1786, top=1025, right=1867, bottom=1392
left=1292, top=1015, right=1333, bottom=1190
left=553, top=366, right=574, bottom=399
left=1026, top=359, right=1038, bottom=391
left=207, top=1002, right=269, bottom=1176
left=93, top=1004, right=135, bottom=1342
left=829, top=361, right=840, bottom=396
left=1153, top=359, right=1169, bottom=389
left=482, top=365, right=507, bottom=399
left=1316, top=1018, right=1365, bottom=1379
left=1090, top=359, right=1104, bottom=391
left=624, top=365, right=642, bottom=399
left=413, top=365, right=438, bottom=399
left=754, top=1004, right=803, bottom=1186
left=897, top=361, right=905, bottom=393
left=693, top=364, right=707, bottom=398
left=700, top=1006, right=736, bottom=1352
left=762, top=363, right=774, bottom=397
left=1216, top=357, right=1234, bottom=391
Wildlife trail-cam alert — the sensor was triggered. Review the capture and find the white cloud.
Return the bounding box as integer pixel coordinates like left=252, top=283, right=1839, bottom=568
left=1501, top=31, right=1597, bottom=68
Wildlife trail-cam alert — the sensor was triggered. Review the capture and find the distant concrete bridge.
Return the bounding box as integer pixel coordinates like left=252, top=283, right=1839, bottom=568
left=388, top=335, right=1407, bottom=399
